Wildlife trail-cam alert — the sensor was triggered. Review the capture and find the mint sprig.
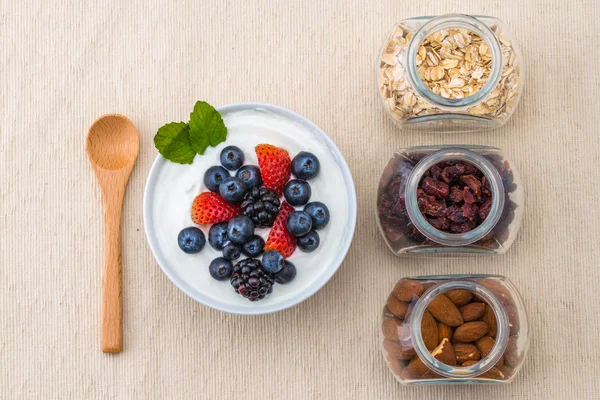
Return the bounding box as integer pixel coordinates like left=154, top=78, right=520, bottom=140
left=154, top=101, right=227, bottom=164
left=153, top=122, right=196, bottom=164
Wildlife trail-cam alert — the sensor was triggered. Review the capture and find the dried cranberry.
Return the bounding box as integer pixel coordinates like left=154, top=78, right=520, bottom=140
left=450, top=222, right=474, bottom=233
left=446, top=204, right=468, bottom=223
left=441, top=164, right=466, bottom=183
left=449, top=186, right=463, bottom=203
left=482, top=176, right=492, bottom=197
left=417, top=190, right=446, bottom=217
left=428, top=216, right=450, bottom=230
left=422, top=177, right=450, bottom=198
left=462, top=203, right=479, bottom=221
left=459, top=174, right=482, bottom=198
left=463, top=187, right=476, bottom=204
left=479, top=198, right=492, bottom=220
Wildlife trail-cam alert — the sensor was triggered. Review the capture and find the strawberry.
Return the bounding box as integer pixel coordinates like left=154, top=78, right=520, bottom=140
left=255, top=144, right=291, bottom=196
left=264, top=201, right=296, bottom=258
left=191, top=192, right=242, bottom=225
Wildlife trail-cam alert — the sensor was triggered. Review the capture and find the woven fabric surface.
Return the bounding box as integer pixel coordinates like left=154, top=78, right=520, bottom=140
left=1, top=0, right=599, bottom=398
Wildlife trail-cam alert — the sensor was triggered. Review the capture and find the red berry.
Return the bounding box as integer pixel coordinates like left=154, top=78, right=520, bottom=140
left=255, top=144, right=291, bottom=196
left=191, top=192, right=242, bottom=225
left=264, top=201, right=296, bottom=258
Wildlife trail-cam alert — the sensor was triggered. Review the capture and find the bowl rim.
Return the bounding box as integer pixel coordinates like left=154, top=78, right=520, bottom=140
left=143, top=102, right=357, bottom=315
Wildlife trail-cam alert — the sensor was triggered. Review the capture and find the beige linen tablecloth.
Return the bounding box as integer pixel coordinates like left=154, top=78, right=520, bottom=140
left=1, top=0, right=599, bottom=398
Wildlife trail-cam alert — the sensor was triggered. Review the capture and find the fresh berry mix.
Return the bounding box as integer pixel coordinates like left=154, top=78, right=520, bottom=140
left=275, top=261, right=296, bottom=284
left=209, top=257, right=233, bottom=280
left=377, top=152, right=518, bottom=251
left=283, top=179, right=311, bottom=206
left=191, top=192, right=241, bottom=224
left=220, top=145, right=245, bottom=171
left=303, top=201, right=330, bottom=230
left=181, top=143, right=330, bottom=302
left=241, top=187, right=280, bottom=227
left=177, top=227, right=206, bottom=254
left=208, top=221, right=230, bottom=250
left=417, top=161, right=492, bottom=234
left=227, top=215, right=255, bottom=244
left=264, top=201, right=297, bottom=258
left=291, top=151, right=320, bottom=180
left=204, top=166, right=230, bottom=193
left=286, top=211, right=313, bottom=237
left=255, top=144, right=291, bottom=196
left=236, top=165, right=263, bottom=189
left=222, top=243, right=242, bottom=261
left=219, top=176, right=247, bottom=203
left=230, top=258, right=274, bottom=301
left=262, top=250, right=286, bottom=274
left=296, top=230, right=320, bottom=252
left=241, top=235, right=265, bottom=258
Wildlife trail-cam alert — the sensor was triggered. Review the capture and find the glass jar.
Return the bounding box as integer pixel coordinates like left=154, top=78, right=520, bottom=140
left=381, top=275, right=529, bottom=385
left=376, top=14, right=523, bottom=132
left=376, top=146, right=523, bottom=256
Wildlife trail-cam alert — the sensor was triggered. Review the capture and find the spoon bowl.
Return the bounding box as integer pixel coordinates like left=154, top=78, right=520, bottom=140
left=86, top=114, right=139, bottom=353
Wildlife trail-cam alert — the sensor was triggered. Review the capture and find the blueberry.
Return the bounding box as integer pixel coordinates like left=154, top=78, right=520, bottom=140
left=208, top=222, right=230, bottom=250
left=222, top=243, right=242, bottom=260
left=275, top=261, right=296, bottom=284
left=236, top=165, right=263, bottom=189
left=220, top=145, right=245, bottom=171
left=209, top=257, right=233, bottom=281
left=219, top=176, right=247, bottom=203
left=283, top=179, right=311, bottom=206
left=304, top=201, right=330, bottom=230
left=262, top=250, right=286, bottom=274
left=286, top=211, right=312, bottom=237
left=242, top=235, right=265, bottom=257
left=177, top=227, right=206, bottom=254
left=297, top=230, right=320, bottom=252
left=204, top=166, right=230, bottom=193
left=227, top=215, right=255, bottom=244
left=291, top=152, right=320, bottom=180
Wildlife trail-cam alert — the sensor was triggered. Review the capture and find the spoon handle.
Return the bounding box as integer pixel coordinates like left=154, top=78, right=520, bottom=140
left=101, top=187, right=124, bottom=353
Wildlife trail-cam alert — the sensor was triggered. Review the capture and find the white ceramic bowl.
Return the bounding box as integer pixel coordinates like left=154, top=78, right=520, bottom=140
left=144, top=103, right=357, bottom=314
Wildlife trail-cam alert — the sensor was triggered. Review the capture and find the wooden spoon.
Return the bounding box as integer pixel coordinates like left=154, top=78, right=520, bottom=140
left=86, top=114, right=139, bottom=353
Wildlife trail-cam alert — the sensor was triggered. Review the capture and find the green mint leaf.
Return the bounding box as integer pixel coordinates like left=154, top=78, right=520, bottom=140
left=153, top=122, right=196, bottom=164
left=189, top=101, right=227, bottom=153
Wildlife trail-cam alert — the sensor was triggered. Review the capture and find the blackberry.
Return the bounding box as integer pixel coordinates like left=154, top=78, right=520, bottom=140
left=241, top=187, right=281, bottom=227
left=230, top=258, right=274, bottom=302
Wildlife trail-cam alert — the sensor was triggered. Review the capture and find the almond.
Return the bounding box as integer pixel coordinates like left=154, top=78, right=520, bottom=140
left=475, top=336, right=494, bottom=358
left=437, top=322, right=454, bottom=342
left=392, top=279, right=424, bottom=302
left=427, top=294, right=464, bottom=327
left=382, top=318, right=402, bottom=341
left=505, top=336, right=520, bottom=367
left=445, top=289, right=473, bottom=307
left=383, top=338, right=416, bottom=360
left=481, top=305, right=498, bottom=338
left=386, top=295, right=409, bottom=320
left=453, top=321, right=489, bottom=342
left=387, top=354, right=405, bottom=376
left=453, top=343, right=481, bottom=363
left=478, top=367, right=505, bottom=380
left=462, top=360, right=478, bottom=367
left=500, top=364, right=515, bottom=378
left=459, top=302, right=486, bottom=321
left=480, top=279, right=513, bottom=305
left=401, top=356, right=429, bottom=380
left=431, top=338, right=456, bottom=366
left=505, top=304, right=520, bottom=336
left=421, top=310, right=439, bottom=351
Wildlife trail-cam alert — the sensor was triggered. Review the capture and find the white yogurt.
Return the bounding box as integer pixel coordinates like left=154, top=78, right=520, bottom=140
left=147, top=108, right=351, bottom=312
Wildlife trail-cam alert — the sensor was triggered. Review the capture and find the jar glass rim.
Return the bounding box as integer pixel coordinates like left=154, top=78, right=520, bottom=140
left=409, top=280, right=510, bottom=379
left=404, top=148, right=505, bottom=246
left=405, top=13, right=503, bottom=108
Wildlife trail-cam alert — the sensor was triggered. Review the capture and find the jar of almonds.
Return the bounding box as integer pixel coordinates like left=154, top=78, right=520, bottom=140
left=381, top=275, right=529, bottom=384
left=376, top=14, right=523, bottom=132
left=376, top=146, right=523, bottom=256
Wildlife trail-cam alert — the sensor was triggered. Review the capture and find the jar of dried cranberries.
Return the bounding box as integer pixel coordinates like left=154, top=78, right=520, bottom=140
left=376, top=14, right=523, bottom=132
left=376, top=146, right=523, bottom=255
left=381, top=275, right=529, bottom=385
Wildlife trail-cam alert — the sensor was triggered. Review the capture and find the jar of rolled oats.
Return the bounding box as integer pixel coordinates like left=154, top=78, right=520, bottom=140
left=376, top=14, right=523, bottom=132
